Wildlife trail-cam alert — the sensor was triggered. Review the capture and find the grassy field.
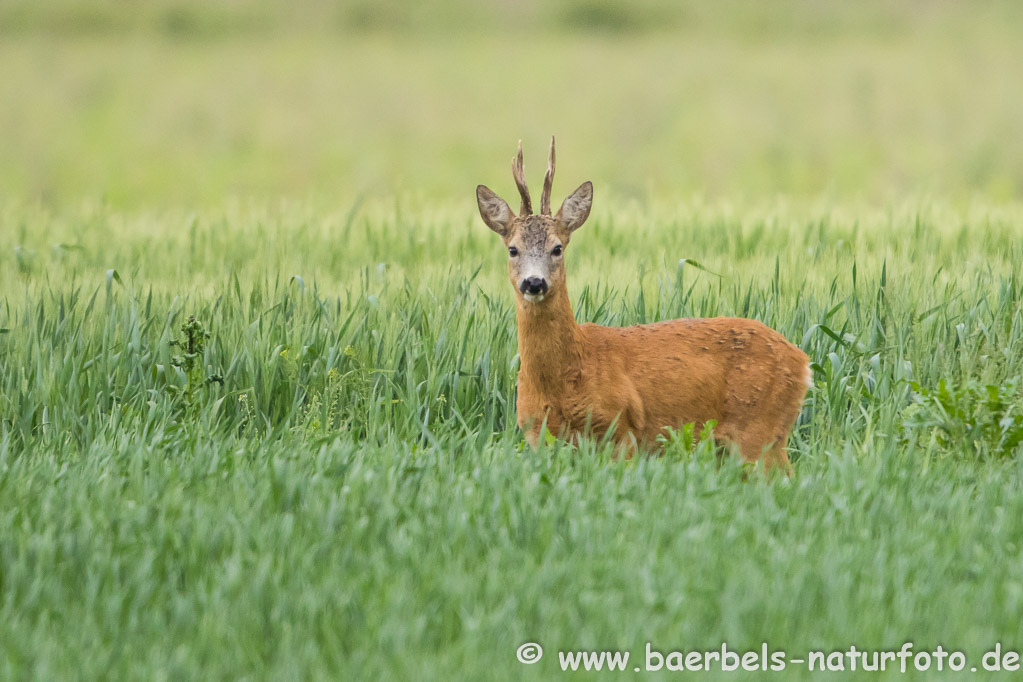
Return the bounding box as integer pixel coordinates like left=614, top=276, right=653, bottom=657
left=3, top=2, right=1023, bottom=680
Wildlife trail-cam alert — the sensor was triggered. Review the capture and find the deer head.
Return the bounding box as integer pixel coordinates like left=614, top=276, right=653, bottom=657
left=476, top=137, right=593, bottom=304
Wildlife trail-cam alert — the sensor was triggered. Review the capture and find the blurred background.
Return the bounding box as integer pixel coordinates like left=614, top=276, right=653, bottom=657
left=2, top=0, right=1023, bottom=208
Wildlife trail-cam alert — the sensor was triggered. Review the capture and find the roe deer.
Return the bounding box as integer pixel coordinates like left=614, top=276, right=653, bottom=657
left=476, top=138, right=811, bottom=471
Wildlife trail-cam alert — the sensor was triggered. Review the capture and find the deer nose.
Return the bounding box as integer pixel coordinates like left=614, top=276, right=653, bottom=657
left=521, top=277, right=548, bottom=296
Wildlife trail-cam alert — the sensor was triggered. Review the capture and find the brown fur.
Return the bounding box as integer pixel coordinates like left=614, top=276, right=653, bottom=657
left=477, top=139, right=810, bottom=471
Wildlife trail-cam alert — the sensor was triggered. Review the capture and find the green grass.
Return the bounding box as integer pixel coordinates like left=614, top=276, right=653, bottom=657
left=4, top=200, right=1023, bottom=679
left=4, top=2, right=1023, bottom=679
left=3, top=2, right=1023, bottom=206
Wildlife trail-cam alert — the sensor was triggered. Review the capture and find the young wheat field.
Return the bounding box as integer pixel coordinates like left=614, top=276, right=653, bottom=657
left=2, top=2, right=1023, bottom=680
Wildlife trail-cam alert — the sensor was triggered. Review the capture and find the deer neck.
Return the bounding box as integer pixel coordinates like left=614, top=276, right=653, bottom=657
left=515, top=286, right=583, bottom=395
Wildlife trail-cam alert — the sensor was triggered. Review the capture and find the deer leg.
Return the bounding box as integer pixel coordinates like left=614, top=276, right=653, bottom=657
left=711, top=422, right=742, bottom=459
left=735, top=425, right=793, bottom=475
left=614, top=431, right=639, bottom=460
left=524, top=429, right=540, bottom=450
left=715, top=421, right=792, bottom=475
left=759, top=435, right=793, bottom=475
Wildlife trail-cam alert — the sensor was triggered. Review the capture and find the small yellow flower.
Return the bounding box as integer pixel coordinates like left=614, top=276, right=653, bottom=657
left=280, top=348, right=290, bottom=358
left=343, top=345, right=356, bottom=358
left=328, top=368, right=341, bottom=383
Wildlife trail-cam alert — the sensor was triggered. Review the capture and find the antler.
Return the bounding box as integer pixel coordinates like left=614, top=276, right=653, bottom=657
left=511, top=140, right=532, bottom=216
left=540, top=136, right=556, bottom=215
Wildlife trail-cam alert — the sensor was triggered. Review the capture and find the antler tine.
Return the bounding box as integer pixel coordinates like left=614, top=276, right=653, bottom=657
left=540, top=135, right=556, bottom=215
left=511, top=140, right=532, bottom=216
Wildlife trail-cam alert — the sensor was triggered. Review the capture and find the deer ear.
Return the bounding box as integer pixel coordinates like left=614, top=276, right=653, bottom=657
left=556, top=181, right=593, bottom=233
left=476, top=185, right=514, bottom=238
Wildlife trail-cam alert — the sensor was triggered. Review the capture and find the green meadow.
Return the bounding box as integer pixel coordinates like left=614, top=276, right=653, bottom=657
left=2, top=2, right=1023, bottom=679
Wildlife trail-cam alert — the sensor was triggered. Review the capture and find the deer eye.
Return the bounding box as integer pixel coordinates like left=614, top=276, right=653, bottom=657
left=508, top=246, right=519, bottom=257
left=552, top=245, right=563, bottom=257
